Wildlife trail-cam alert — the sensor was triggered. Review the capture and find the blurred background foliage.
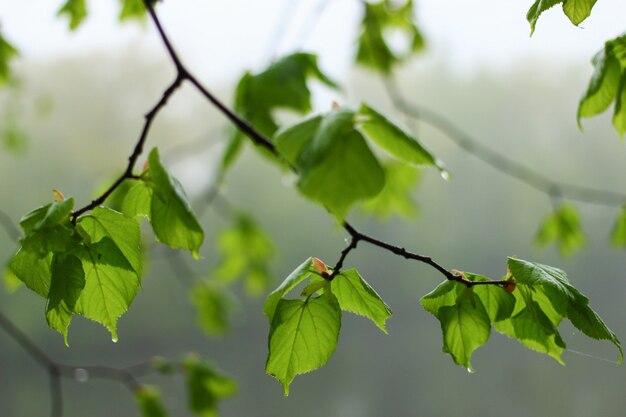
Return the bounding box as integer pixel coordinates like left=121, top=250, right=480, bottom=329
left=1, top=0, right=626, bottom=416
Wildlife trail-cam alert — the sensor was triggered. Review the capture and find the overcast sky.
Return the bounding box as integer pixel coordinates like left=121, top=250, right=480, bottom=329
left=0, top=0, right=624, bottom=81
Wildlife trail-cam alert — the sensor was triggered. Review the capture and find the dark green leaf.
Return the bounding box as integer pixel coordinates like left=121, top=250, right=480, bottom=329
left=183, top=354, right=237, bottom=417
left=535, top=204, right=586, bottom=257
left=147, top=148, right=204, bottom=257
left=356, top=0, right=425, bottom=73
left=78, top=206, right=143, bottom=276
left=135, top=385, right=169, bottom=417
left=57, top=0, right=88, bottom=30
left=46, top=254, right=85, bottom=345
left=333, top=269, right=392, bottom=333
left=266, top=293, right=341, bottom=395
left=74, top=237, right=139, bottom=341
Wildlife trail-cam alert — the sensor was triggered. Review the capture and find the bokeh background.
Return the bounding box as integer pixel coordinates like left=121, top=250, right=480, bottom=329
left=1, top=0, right=625, bottom=416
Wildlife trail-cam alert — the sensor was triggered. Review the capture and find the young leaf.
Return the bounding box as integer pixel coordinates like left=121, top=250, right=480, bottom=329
left=0, top=32, right=18, bottom=86
left=577, top=50, right=621, bottom=126
left=333, top=269, right=392, bottom=333
left=57, top=0, right=88, bottom=30
left=46, top=254, right=85, bottom=345
left=122, top=179, right=153, bottom=219
left=534, top=204, right=586, bottom=257
left=356, top=0, right=425, bottom=73
left=466, top=273, right=516, bottom=323
left=183, top=354, right=237, bottom=417
left=190, top=283, right=232, bottom=337
left=610, top=206, right=626, bottom=247
left=146, top=148, right=204, bottom=257
left=74, top=237, right=140, bottom=341
left=264, top=258, right=314, bottom=321
left=527, top=0, right=597, bottom=35
left=135, top=385, right=169, bottom=417
left=78, top=206, right=143, bottom=276
left=119, top=0, right=147, bottom=21
left=437, top=288, right=491, bottom=370
left=360, top=161, right=421, bottom=220
left=213, top=214, right=274, bottom=295
left=613, top=73, right=626, bottom=137
left=234, top=53, right=337, bottom=138
left=508, top=258, right=622, bottom=363
left=8, top=249, right=52, bottom=297
left=265, top=293, right=341, bottom=395
left=357, top=104, right=440, bottom=169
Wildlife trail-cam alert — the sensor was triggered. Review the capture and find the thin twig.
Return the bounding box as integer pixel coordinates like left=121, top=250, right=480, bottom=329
left=383, top=78, right=626, bottom=208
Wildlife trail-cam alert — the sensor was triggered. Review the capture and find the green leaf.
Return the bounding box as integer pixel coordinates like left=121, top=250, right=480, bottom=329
left=191, top=283, right=232, bottom=337
left=420, top=280, right=460, bottom=316
left=8, top=249, right=52, bottom=297
left=360, top=161, right=420, bottom=220
left=0, top=32, right=18, bottom=86
left=356, top=0, right=425, bottom=73
left=20, top=198, right=74, bottom=234
left=2, top=124, right=28, bottom=154
left=357, top=104, right=440, bottom=169
left=135, top=385, right=168, bottom=417
left=612, top=73, right=626, bottom=137
left=333, top=269, right=392, bottom=333
left=265, top=293, right=342, bottom=395
left=610, top=206, right=626, bottom=247
left=235, top=53, right=337, bottom=138
left=3, top=267, right=23, bottom=293
left=78, top=206, right=143, bottom=276
left=527, top=0, right=596, bottom=35
left=508, top=258, right=622, bottom=363
left=119, top=0, right=147, bottom=21
left=74, top=237, right=140, bottom=341
left=467, top=273, right=516, bottom=323
left=46, top=254, right=85, bottom=345
left=213, top=214, right=274, bottom=295
left=183, top=354, right=237, bottom=417
left=437, top=288, right=491, bottom=370
left=535, top=204, right=586, bottom=257
left=122, top=179, right=153, bottom=219
left=264, top=258, right=314, bottom=321
left=577, top=50, right=621, bottom=125
left=274, top=115, right=323, bottom=166
left=147, top=148, right=204, bottom=257
left=57, top=0, right=88, bottom=30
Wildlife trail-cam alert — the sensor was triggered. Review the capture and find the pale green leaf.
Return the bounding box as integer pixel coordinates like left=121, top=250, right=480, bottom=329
left=333, top=269, right=392, bottom=333
left=535, top=204, right=586, bottom=257
left=74, top=237, right=139, bottom=341
left=357, top=104, right=440, bottom=168
left=8, top=249, right=52, bottom=297
left=527, top=0, right=596, bottom=34
left=264, top=258, right=313, bottom=321
left=437, top=288, right=491, bottom=370
left=467, top=273, right=516, bottom=323
left=78, top=206, right=143, bottom=276
left=119, top=0, right=147, bottom=21
left=612, top=73, right=626, bottom=137
left=191, top=283, right=232, bottom=337
left=361, top=161, right=420, bottom=220
left=135, top=386, right=168, bottom=417
left=46, top=254, right=85, bottom=345
left=578, top=50, right=621, bottom=125
left=610, top=206, right=626, bottom=247
left=147, top=148, right=204, bottom=256
left=58, top=0, right=88, bottom=30
left=0, top=32, right=18, bottom=86
left=122, top=179, right=153, bottom=219
left=183, top=354, right=237, bottom=417
left=265, top=293, right=341, bottom=395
